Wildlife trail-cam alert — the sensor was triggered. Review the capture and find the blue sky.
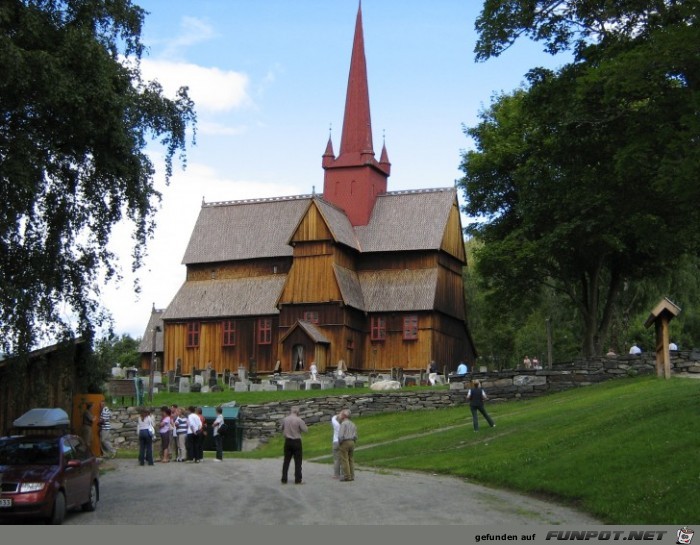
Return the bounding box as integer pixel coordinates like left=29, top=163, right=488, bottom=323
left=102, top=0, right=570, bottom=340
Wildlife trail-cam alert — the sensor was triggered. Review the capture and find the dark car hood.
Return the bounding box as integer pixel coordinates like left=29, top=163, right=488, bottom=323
left=0, top=465, right=59, bottom=482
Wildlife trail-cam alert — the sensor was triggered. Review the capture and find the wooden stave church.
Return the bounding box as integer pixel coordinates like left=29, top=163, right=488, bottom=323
left=156, top=5, right=476, bottom=376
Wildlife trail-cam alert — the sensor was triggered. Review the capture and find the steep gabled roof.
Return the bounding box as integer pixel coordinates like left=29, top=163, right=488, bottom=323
left=314, top=198, right=360, bottom=251
left=138, top=308, right=165, bottom=353
left=161, top=276, right=285, bottom=320
left=355, top=188, right=457, bottom=253
left=358, top=269, right=438, bottom=312
left=182, top=196, right=312, bottom=265
left=333, top=264, right=365, bottom=311
left=280, top=320, right=331, bottom=345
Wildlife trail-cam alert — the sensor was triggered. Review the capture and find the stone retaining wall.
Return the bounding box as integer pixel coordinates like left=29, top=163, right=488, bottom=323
left=106, top=351, right=700, bottom=451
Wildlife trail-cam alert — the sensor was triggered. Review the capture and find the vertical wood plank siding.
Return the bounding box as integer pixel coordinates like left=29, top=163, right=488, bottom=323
left=164, top=318, right=279, bottom=374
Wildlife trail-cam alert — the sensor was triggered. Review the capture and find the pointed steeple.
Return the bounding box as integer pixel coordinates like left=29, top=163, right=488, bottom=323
left=339, top=2, right=373, bottom=158
left=322, top=2, right=390, bottom=226
left=322, top=135, right=335, bottom=168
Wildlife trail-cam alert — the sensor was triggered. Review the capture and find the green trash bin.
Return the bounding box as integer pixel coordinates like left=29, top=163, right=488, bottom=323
left=201, top=406, right=241, bottom=451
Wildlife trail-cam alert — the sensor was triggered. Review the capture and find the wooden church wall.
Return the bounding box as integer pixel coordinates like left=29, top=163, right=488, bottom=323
left=435, top=264, right=468, bottom=319
left=290, top=202, right=332, bottom=243
left=186, top=257, right=291, bottom=281
left=279, top=250, right=343, bottom=303
left=440, top=202, right=467, bottom=263
left=163, top=318, right=279, bottom=374
left=357, top=251, right=436, bottom=271
left=363, top=313, right=432, bottom=371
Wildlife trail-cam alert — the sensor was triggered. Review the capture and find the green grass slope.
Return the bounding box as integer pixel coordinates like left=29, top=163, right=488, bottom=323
left=233, top=375, right=700, bottom=524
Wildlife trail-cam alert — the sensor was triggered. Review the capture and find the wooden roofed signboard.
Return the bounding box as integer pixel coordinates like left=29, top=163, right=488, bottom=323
left=644, top=297, right=681, bottom=379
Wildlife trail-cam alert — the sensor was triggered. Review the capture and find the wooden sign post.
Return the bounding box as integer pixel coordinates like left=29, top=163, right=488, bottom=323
left=643, top=297, right=681, bottom=380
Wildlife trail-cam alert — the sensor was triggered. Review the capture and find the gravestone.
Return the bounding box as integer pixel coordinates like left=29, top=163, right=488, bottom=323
left=111, top=365, right=123, bottom=378
left=334, top=379, right=346, bottom=389
left=249, top=383, right=263, bottom=392
left=209, top=375, right=218, bottom=388
left=167, top=370, right=175, bottom=384
left=200, top=385, right=210, bottom=393
left=194, top=375, right=204, bottom=386
left=153, top=371, right=162, bottom=385
left=449, top=382, right=464, bottom=390
left=283, top=381, right=299, bottom=391
left=234, top=382, right=249, bottom=392
left=178, top=377, right=191, bottom=393
left=201, top=369, right=211, bottom=386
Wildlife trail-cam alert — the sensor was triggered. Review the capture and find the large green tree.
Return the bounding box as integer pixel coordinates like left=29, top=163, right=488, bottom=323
left=460, top=0, right=699, bottom=357
left=0, top=1, right=196, bottom=355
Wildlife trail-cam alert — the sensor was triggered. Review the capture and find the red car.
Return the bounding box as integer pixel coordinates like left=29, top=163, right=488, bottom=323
left=0, top=410, right=100, bottom=524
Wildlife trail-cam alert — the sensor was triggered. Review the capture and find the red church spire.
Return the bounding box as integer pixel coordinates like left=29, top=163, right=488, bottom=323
left=339, top=3, right=373, bottom=158
left=322, top=2, right=390, bottom=226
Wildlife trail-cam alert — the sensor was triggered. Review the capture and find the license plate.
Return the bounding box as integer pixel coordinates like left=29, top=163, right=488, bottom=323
left=0, top=498, right=12, bottom=508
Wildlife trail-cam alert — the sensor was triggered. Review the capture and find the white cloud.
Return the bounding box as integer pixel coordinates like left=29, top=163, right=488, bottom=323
left=163, top=16, right=218, bottom=56
left=140, top=59, right=251, bottom=113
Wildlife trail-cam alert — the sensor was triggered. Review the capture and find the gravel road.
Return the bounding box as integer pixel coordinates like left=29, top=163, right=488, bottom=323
left=63, top=456, right=601, bottom=525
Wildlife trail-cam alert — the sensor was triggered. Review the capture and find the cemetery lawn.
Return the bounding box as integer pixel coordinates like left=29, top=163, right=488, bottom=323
left=229, top=375, right=700, bottom=524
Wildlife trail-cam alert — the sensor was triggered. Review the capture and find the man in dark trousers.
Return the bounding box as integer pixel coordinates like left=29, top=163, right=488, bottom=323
left=280, top=406, right=308, bottom=484
left=467, top=380, right=496, bottom=431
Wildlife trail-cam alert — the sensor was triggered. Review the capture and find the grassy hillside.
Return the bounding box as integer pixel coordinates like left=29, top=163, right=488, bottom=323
left=232, top=375, right=700, bottom=524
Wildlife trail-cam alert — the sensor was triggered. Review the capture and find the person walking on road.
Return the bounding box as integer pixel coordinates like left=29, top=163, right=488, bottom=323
left=98, top=400, right=117, bottom=459
left=280, top=406, right=308, bottom=484
left=467, top=380, right=496, bottom=432
left=337, top=409, right=357, bottom=482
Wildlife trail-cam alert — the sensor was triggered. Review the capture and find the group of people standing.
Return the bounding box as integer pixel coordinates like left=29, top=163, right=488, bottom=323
left=135, top=404, right=225, bottom=466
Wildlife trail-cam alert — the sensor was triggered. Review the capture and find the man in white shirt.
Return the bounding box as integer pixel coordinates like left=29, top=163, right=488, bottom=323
left=629, top=343, right=642, bottom=355
left=186, top=406, right=202, bottom=462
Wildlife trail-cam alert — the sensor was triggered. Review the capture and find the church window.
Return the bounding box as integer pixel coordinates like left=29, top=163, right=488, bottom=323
left=403, top=315, right=418, bottom=340
left=303, top=311, right=319, bottom=324
left=222, top=320, right=236, bottom=346
left=186, top=322, right=200, bottom=348
left=370, top=316, right=386, bottom=341
left=257, top=318, right=272, bottom=345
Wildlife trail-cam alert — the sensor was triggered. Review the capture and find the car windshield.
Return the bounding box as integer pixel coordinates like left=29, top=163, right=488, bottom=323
left=0, top=438, right=60, bottom=465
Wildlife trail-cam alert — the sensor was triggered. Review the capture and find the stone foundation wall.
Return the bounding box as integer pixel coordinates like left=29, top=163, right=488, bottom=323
left=106, top=351, right=700, bottom=451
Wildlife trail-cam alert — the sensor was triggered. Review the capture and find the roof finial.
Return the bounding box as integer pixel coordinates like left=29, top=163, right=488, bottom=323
left=312, top=185, right=316, bottom=196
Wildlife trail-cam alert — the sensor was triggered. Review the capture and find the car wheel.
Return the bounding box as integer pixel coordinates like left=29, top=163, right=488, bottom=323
left=48, top=491, right=66, bottom=525
left=82, top=481, right=98, bottom=512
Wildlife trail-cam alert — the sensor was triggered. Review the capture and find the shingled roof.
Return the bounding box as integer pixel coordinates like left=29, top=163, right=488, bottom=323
left=182, top=196, right=312, bottom=265
left=334, top=264, right=365, bottom=311
left=138, top=308, right=164, bottom=353
left=356, top=188, right=457, bottom=253
left=313, top=198, right=360, bottom=251
left=181, top=188, right=457, bottom=266
left=358, top=269, right=438, bottom=312
left=161, top=276, right=286, bottom=320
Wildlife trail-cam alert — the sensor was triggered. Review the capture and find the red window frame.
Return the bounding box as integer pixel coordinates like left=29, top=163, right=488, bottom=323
left=186, top=322, right=200, bottom=348
left=303, top=311, right=319, bottom=324
left=257, top=318, right=272, bottom=345
left=222, top=320, right=236, bottom=346
left=370, top=316, right=386, bottom=341
left=403, top=315, right=418, bottom=340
